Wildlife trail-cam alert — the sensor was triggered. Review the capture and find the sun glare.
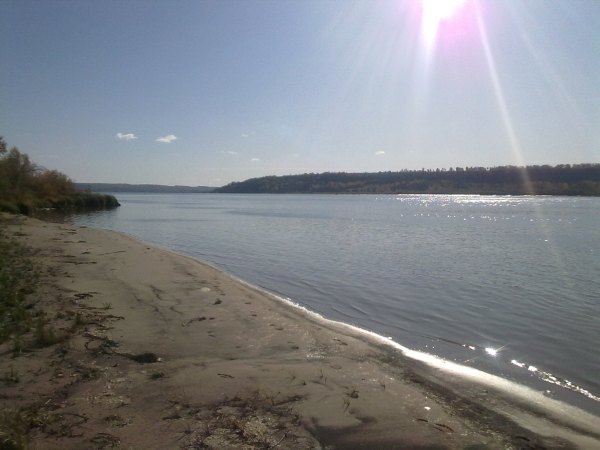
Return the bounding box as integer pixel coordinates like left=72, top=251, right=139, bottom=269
left=421, top=0, right=467, bottom=49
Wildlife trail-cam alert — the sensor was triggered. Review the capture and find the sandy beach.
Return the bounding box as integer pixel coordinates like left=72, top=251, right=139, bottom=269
left=1, top=214, right=599, bottom=449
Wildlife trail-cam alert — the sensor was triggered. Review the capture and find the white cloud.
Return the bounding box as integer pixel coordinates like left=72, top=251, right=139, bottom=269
left=241, top=133, right=249, bottom=138
left=292, top=153, right=300, bottom=158
left=374, top=150, right=386, bottom=156
left=227, top=150, right=239, bottom=155
left=156, top=134, right=178, bottom=143
left=115, top=132, right=137, bottom=141
left=251, top=158, right=260, bottom=162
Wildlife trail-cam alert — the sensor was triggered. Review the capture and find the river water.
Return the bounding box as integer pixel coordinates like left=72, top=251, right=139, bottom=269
left=71, top=193, right=600, bottom=415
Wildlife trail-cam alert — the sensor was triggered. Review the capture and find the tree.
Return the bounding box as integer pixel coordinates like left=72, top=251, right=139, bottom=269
left=0, top=136, right=7, bottom=155
left=0, top=135, right=119, bottom=213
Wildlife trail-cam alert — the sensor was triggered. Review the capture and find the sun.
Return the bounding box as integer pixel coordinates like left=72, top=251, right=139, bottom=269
left=421, top=0, right=467, bottom=49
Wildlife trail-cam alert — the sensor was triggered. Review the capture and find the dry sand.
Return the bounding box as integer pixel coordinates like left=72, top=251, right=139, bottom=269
left=1, top=214, right=599, bottom=449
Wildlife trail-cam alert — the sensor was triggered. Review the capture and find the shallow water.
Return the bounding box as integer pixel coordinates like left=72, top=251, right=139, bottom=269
left=71, top=193, right=600, bottom=414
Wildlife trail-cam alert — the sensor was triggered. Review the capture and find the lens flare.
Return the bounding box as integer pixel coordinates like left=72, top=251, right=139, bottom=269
left=421, top=0, right=467, bottom=49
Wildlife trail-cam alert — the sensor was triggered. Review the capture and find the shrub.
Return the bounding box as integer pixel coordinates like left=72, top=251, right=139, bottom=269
left=0, top=135, right=120, bottom=214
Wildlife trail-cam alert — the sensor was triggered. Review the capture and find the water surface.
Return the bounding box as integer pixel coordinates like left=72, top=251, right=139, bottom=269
left=72, top=193, right=600, bottom=414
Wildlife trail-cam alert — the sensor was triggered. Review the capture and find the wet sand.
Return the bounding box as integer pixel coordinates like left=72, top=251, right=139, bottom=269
left=1, top=214, right=599, bottom=449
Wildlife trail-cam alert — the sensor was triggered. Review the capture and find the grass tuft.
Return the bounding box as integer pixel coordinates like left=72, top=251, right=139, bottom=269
left=0, top=227, right=39, bottom=345
left=1, top=366, right=20, bottom=385
left=0, top=409, right=29, bottom=450
left=32, top=316, right=66, bottom=348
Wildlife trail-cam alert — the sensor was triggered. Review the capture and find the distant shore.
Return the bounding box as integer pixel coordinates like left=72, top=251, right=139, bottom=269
left=1, top=214, right=599, bottom=449
left=215, top=164, right=600, bottom=195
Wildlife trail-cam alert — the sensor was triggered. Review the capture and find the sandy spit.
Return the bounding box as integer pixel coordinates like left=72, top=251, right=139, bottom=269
left=1, top=214, right=599, bottom=449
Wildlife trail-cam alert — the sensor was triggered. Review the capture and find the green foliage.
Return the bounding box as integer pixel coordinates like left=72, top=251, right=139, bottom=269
left=0, top=135, right=120, bottom=214
left=215, top=164, right=600, bottom=196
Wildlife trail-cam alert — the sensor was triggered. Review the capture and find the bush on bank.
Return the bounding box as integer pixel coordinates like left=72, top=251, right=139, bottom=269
left=0, top=136, right=119, bottom=214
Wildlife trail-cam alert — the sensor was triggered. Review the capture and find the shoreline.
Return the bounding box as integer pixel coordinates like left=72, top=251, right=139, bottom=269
left=75, top=205, right=600, bottom=418
left=1, top=214, right=599, bottom=449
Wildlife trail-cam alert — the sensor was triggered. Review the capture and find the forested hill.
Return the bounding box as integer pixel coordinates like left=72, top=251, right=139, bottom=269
left=75, top=183, right=215, bottom=193
left=215, top=164, right=600, bottom=196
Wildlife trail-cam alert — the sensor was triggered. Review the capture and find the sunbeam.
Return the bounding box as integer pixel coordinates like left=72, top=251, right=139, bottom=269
left=474, top=2, right=533, bottom=194
left=473, top=2, right=573, bottom=284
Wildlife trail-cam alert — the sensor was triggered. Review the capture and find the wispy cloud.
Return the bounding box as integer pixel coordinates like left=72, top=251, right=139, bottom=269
left=156, top=134, right=178, bottom=143
left=227, top=150, right=239, bottom=155
left=374, top=150, right=386, bottom=156
left=241, top=133, right=249, bottom=138
left=115, top=132, right=137, bottom=141
left=251, top=158, right=260, bottom=162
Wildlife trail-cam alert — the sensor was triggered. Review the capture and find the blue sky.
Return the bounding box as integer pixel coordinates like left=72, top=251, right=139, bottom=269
left=1, top=0, right=599, bottom=186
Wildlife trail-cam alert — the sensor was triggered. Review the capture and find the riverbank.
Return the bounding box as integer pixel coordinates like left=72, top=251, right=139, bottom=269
left=1, top=214, right=599, bottom=449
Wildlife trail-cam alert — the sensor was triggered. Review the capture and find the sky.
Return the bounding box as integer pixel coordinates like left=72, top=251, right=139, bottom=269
left=1, top=0, right=599, bottom=187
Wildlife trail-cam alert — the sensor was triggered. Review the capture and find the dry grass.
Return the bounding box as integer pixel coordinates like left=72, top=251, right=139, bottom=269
left=162, top=391, right=318, bottom=450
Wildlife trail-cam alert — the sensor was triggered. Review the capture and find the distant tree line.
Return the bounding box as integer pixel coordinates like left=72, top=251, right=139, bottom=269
left=0, top=136, right=120, bottom=214
left=75, top=183, right=215, bottom=193
left=215, top=164, right=600, bottom=196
